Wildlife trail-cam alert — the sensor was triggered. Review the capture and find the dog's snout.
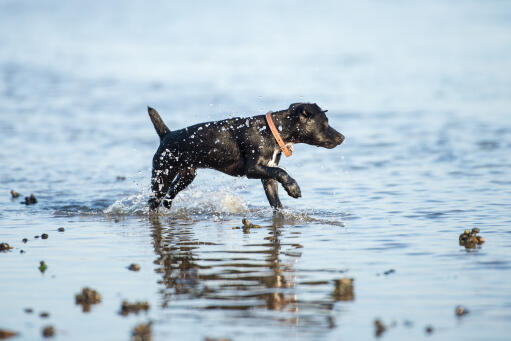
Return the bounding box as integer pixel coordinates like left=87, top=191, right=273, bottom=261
left=335, top=132, right=345, bottom=145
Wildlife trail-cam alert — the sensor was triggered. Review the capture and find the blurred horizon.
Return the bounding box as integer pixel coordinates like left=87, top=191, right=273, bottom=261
left=2, top=0, right=510, bottom=119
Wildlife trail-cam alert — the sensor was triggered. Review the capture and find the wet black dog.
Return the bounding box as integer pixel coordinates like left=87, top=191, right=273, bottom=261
left=147, top=103, right=344, bottom=210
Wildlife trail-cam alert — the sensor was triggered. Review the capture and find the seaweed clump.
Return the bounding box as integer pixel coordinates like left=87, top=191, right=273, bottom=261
left=22, top=194, right=37, bottom=205
left=75, top=287, right=101, bottom=312
left=131, top=323, right=151, bottom=341
left=128, top=263, right=141, bottom=271
left=39, top=261, right=48, bottom=273
left=455, top=305, right=469, bottom=317
left=232, top=218, right=262, bottom=232
left=0, top=242, right=13, bottom=252
left=459, top=228, right=485, bottom=249
left=333, top=278, right=354, bottom=301
left=374, top=319, right=386, bottom=337
left=120, top=300, right=150, bottom=316
left=0, top=329, right=18, bottom=339
left=42, top=325, right=55, bottom=338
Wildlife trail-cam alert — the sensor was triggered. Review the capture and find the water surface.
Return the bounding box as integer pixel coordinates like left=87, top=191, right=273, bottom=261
left=1, top=1, right=511, bottom=340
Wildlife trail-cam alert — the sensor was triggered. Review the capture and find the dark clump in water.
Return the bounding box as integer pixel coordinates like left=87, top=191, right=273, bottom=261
left=0, top=329, right=18, bottom=339
left=327, top=316, right=336, bottom=329
left=22, top=238, right=28, bottom=243
left=374, top=319, right=387, bottom=337
left=41, top=233, right=49, bottom=240
left=24, top=308, right=33, bottom=314
left=459, top=228, right=485, bottom=249
left=127, top=263, right=141, bottom=271
left=57, top=227, right=65, bottom=232
left=116, top=176, right=126, bottom=181
left=75, top=287, right=101, bottom=312
left=425, top=325, right=434, bottom=334
left=120, top=300, right=150, bottom=316
left=403, top=320, right=414, bottom=328
left=456, top=305, right=469, bottom=317
left=232, top=218, right=262, bottom=232
left=39, top=261, right=48, bottom=273
left=384, top=269, right=395, bottom=275
left=39, top=311, right=50, bottom=318
left=42, top=325, right=55, bottom=338
left=22, top=194, right=37, bottom=205
left=10, top=190, right=20, bottom=198
left=0, top=243, right=14, bottom=252
left=333, top=278, right=355, bottom=301
left=131, top=322, right=151, bottom=341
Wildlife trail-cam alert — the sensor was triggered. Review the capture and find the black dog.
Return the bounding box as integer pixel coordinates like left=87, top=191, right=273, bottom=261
left=147, top=103, right=344, bottom=210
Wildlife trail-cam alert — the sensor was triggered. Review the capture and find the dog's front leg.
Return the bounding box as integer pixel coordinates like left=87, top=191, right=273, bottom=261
left=261, top=178, right=283, bottom=210
left=247, top=164, right=301, bottom=199
left=148, top=167, right=174, bottom=210
left=161, top=168, right=197, bottom=209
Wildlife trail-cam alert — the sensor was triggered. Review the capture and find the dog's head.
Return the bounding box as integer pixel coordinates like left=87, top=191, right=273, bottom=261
left=288, top=103, right=344, bottom=149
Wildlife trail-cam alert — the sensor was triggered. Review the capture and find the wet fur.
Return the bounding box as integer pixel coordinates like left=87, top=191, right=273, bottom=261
left=148, top=103, right=344, bottom=210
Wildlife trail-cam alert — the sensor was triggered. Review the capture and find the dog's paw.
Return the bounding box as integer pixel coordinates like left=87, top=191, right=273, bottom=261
left=162, top=198, right=172, bottom=209
left=283, top=179, right=301, bottom=198
left=148, top=197, right=160, bottom=210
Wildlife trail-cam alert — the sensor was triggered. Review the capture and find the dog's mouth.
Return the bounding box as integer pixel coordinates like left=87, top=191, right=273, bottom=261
left=321, top=136, right=344, bottom=149
left=316, top=142, right=338, bottom=149
left=324, top=142, right=339, bottom=149
left=322, top=132, right=344, bottom=149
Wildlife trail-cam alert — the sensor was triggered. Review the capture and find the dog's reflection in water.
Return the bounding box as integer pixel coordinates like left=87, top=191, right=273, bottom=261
left=148, top=213, right=301, bottom=318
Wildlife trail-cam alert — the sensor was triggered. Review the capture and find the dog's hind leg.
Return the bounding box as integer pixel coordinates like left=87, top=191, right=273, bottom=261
left=161, top=167, right=197, bottom=209
left=261, top=178, right=282, bottom=210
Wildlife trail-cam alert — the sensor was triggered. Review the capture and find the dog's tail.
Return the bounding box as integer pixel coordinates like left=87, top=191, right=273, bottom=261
left=148, top=106, right=170, bottom=139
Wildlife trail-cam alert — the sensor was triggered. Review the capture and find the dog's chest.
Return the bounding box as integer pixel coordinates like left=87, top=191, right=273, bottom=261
left=267, top=149, right=279, bottom=167
left=266, top=143, right=292, bottom=167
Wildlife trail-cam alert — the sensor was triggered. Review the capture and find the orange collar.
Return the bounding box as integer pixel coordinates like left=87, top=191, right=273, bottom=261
left=265, top=111, right=292, bottom=157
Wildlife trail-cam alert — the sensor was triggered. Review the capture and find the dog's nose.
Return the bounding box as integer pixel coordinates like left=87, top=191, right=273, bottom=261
left=336, top=133, right=345, bottom=145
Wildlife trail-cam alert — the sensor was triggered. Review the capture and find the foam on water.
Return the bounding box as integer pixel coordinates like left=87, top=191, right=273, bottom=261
left=103, top=186, right=345, bottom=226
left=103, top=191, right=152, bottom=216
left=104, top=186, right=249, bottom=218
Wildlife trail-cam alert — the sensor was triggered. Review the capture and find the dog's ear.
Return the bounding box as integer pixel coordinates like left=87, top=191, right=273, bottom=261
left=312, top=103, right=328, bottom=113
left=289, top=103, right=310, bottom=122
left=289, top=103, right=304, bottom=114
left=299, top=107, right=311, bottom=123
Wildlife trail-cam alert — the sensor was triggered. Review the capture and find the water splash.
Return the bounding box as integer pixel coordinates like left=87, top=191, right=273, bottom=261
left=103, top=191, right=151, bottom=216
left=103, top=186, right=344, bottom=226
left=103, top=185, right=249, bottom=219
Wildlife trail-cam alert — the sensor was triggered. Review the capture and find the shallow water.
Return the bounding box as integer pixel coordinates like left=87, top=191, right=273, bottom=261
left=1, top=0, right=511, bottom=340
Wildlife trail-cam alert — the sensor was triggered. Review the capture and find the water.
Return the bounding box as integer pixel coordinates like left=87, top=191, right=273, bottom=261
left=1, top=0, right=511, bottom=340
